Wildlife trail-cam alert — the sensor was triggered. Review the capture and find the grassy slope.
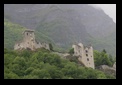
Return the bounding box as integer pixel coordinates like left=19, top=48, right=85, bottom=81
left=36, top=20, right=116, bottom=56
left=4, top=5, right=116, bottom=56
left=4, top=18, right=116, bottom=56
left=33, top=7, right=116, bottom=56
left=4, top=18, right=26, bottom=49
left=4, top=18, right=61, bottom=51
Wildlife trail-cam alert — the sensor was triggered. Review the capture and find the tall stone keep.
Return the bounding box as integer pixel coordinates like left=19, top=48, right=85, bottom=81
left=72, top=43, right=95, bottom=69
left=14, top=29, right=50, bottom=51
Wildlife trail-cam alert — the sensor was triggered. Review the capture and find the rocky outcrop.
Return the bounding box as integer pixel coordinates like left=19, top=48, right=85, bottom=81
left=99, top=65, right=116, bottom=76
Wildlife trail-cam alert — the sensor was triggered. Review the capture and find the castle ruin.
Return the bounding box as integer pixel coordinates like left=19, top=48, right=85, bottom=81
left=14, top=29, right=50, bottom=51
left=14, top=29, right=95, bottom=69
left=72, top=43, right=95, bottom=69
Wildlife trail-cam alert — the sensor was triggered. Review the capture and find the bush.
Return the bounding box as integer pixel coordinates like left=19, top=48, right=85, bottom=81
left=69, top=48, right=74, bottom=55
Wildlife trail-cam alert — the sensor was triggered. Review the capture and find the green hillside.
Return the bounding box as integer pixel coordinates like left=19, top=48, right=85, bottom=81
left=4, top=4, right=116, bottom=79
left=4, top=18, right=64, bottom=52
left=4, top=18, right=116, bottom=56
left=4, top=18, right=26, bottom=49
left=4, top=48, right=116, bottom=79
left=4, top=19, right=116, bottom=79
left=4, top=4, right=116, bottom=56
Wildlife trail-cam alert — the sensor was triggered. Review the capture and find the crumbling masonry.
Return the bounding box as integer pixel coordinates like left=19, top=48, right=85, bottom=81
left=72, top=43, right=95, bottom=69
left=14, top=29, right=50, bottom=51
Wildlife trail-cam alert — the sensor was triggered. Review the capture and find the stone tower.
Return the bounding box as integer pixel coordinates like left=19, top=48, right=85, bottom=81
left=14, top=29, right=50, bottom=51
left=23, top=30, right=36, bottom=50
left=72, top=43, right=95, bottom=69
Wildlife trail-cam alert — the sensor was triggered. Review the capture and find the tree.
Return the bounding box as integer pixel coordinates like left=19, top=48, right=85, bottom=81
left=4, top=72, right=19, bottom=79
left=47, top=66, right=63, bottom=79
left=109, top=54, right=115, bottom=66
left=96, top=71, right=106, bottom=79
left=25, top=67, right=34, bottom=75
left=62, top=62, right=78, bottom=78
left=94, top=50, right=113, bottom=67
left=13, top=56, right=26, bottom=68
left=69, top=48, right=74, bottom=55
left=23, top=75, right=39, bottom=79
left=32, top=69, right=51, bottom=79
left=102, top=49, right=107, bottom=53
left=49, top=43, right=53, bottom=51
left=101, top=52, right=112, bottom=66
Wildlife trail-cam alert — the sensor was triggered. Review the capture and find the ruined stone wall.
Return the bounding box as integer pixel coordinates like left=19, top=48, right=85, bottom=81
left=23, top=31, right=36, bottom=50
left=14, top=42, right=26, bottom=50
left=40, top=43, right=50, bottom=50
left=14, top=29, right=50, bottom=51
left=72, top=43, right=95, bottom=69
left=84, top=46, right=94, bottom=69
left=35, top=42, right=41, bottom=49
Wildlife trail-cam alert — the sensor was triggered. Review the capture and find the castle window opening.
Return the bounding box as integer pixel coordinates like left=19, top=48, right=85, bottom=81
left=87, top=58, right=89, bottom=61
left=86, top=50, right=88, bottom=53
left=86, top=54, right=88, bottom=56
left=91, top=56, right=92, bottom=57
left=27, top=33, right=28, bottom=35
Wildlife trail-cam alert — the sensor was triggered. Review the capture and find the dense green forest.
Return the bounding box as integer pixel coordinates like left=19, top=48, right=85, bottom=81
left=4, top=48, right=116, bottom=79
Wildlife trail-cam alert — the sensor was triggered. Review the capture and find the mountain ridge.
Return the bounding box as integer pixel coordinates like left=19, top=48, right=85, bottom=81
left=4, top=4, right=116, bottom=56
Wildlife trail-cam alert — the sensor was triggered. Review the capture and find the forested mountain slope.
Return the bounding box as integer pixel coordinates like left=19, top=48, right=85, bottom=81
left=4, top=4, right=116, bottom=56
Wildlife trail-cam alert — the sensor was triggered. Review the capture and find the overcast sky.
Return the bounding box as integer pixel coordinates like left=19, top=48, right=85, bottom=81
left=89, top=4, right=116, bottom=23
